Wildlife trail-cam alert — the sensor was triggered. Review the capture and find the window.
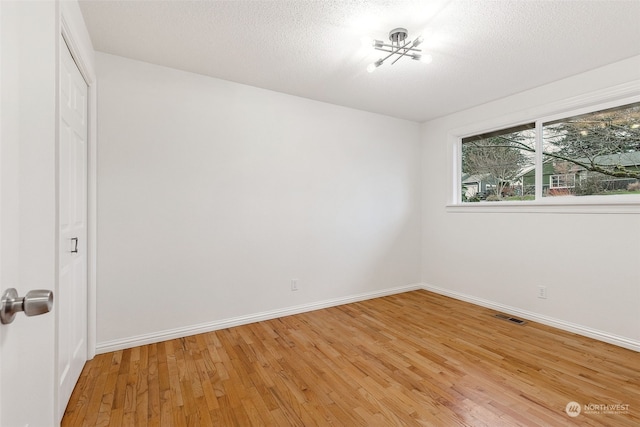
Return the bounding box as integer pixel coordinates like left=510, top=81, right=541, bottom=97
left=550, top=174, right=575, bottom=189
left=461, top=124, right=536, bottom=202
left=459, top=100, right=640, bottom=203
left=542, top=102, right=640, bottom=197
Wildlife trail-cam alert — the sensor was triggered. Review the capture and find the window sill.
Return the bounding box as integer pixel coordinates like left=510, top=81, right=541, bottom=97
left=447, top=197, right=640, bottom=214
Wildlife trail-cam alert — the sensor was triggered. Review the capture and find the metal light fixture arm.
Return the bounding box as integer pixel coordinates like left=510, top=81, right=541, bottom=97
left=367, top=28, right=427, bottom=72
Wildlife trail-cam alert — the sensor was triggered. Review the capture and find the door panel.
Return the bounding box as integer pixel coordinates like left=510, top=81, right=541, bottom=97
left=0, top=1, right=58, bottom=426
left=58, top=36, right=88, bottom=419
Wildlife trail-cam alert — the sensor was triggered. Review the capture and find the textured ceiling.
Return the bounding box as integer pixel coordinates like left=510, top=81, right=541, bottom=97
left=78, top=0, right=640, bottom=122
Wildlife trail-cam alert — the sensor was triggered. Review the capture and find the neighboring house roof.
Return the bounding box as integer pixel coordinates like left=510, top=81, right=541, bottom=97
left=517, top=151, right=640, bottom=179
left=517, top=164, right=536, bottom=178
left=461, top=173, right=489, bottom=184
left=586, top=151, right=640, bottom=167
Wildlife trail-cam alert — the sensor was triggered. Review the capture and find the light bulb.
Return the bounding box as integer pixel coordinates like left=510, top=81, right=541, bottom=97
left=421, top=54, right=433, bottom=64
left=367, top=59, right=383, bottom=73
left=413, top=36, right=424, bottom=47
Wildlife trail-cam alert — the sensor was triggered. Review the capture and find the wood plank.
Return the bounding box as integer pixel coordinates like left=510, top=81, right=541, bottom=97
left=63, top=290, right=640, bottom=426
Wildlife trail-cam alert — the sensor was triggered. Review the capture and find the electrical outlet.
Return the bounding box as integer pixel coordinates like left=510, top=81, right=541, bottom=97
left=538, top=286, right=547, bottom=299
left=291, top=279, right=299, bottom=291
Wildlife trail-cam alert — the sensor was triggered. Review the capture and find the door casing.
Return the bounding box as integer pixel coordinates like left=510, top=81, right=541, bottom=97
left=58, top=3, right=98, bottom=421
left=58, top=33, right=89, bottom=419
left=60, top=0, right=97, bottom=363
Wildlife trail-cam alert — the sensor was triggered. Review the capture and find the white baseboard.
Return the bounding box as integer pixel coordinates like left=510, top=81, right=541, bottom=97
left=96, top=283, right=422, bottom=354
left=421, top=283, right=640, bottom=352
left=96, top=282, right=639, bottom=354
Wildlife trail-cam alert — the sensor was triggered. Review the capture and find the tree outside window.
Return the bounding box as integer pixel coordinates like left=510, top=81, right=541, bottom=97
left=460, top=101, right=640, bottom=202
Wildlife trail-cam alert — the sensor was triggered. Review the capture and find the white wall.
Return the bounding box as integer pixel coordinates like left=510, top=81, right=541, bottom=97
left=421, top=56, right=640, bottom=348
left=95, top=53, right=422, bottom=349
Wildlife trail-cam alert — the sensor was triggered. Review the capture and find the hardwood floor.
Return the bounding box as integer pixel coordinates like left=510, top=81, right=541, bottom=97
left=62, top=290, right=639, bottom=426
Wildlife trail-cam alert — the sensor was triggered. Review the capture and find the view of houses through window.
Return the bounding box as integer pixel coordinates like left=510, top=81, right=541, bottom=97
left=461, top=101, right=640, bottom=202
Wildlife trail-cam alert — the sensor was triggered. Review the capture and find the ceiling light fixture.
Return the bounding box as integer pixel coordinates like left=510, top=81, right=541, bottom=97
left=367, top=28, right=431, bottom=73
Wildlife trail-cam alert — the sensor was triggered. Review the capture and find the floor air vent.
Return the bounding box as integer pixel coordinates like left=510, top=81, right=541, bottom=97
left=494, top=313, right=526, bottom=325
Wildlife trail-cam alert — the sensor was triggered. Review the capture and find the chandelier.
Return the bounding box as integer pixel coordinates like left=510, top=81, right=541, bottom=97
left=367, top=27, right=431, bottom=73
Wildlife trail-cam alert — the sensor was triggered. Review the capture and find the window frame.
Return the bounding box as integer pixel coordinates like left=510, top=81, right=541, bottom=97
left=449, top=86, right=640, bottom=214
left=549, top=174, right=576, bottom=189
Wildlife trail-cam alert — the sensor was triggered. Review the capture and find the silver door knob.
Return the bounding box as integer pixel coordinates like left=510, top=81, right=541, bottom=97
left=0, top=288, right=53, bottom=324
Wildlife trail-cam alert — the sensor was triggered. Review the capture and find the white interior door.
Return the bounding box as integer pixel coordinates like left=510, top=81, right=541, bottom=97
left=1, top=1, right=58, bottom=426
left=58, top=36, right=88, bottom=419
